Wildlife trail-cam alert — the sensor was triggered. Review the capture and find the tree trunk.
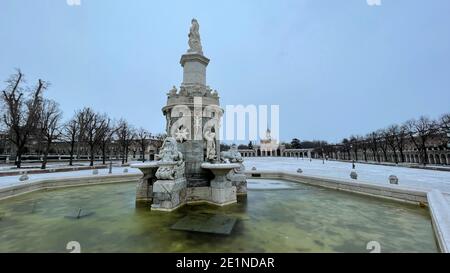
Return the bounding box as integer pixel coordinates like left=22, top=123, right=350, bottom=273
left=15, top=150, right=22, bottom=168
left=102, top=144, right=106, bottom=165
left=421, top=138, right=427, bottom=166
left=41, top=152, right=48, bottom=170
left=89, top=146, right=95, bottom=166
left=399, top=148, right=404, bottom=163
left=69, top=140, right=75, bottom=166
left=41, top=141, right=51, bottom=169
left=381, top=149, right=388, bottom=162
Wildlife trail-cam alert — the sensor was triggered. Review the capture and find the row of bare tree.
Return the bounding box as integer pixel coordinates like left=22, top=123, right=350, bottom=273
left=328, top=114, right=450, bottom=165
left=1, top=70, right=161, bottom=169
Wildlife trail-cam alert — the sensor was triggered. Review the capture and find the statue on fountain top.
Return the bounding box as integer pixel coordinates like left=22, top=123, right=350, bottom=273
left=188, top=18, right=203, bottom=54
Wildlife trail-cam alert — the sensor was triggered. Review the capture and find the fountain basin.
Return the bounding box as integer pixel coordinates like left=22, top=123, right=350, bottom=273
left=201, top=163, right=240, bottom=206
left=201, top=163, right=240, bottom=184
left=0, top=179, right=438, bottom=252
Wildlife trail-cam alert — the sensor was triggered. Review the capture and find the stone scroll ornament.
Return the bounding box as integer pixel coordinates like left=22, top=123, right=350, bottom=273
left=155, top=137, right=185, bottom=180
left=188, top=18, right=203, bottom=54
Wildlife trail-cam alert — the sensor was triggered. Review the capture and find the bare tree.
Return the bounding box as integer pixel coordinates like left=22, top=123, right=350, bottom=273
left=38, top=99, right=62, bottom=169
left=341, top=138, right=351, bottom=160
left=439, top=113, right=450, bottom=132
left=405, top=116, right=438, bottom=165
left=80, top=108, right=108, bottom=166
left=1, top=70, right=47, bottom=168
left=116, top=119, right=135, bottom=164
left=385, top=125, right=399, bottom=164
left=99, top=118, right=117, bottom=165
left=377, top=129, right=389, bottom=162
left=395, top=124, right=408, bottom=163
left=136, top=127, right=150, bottom=162
left=359, top=136, right=369, bottom=162
left=63, top=115, right=79, bottom=166
left=368, top=132, right=380, bottom=162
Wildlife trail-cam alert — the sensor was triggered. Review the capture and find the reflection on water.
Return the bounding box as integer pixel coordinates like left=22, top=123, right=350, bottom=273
left=0, top=179, right=438, bottom=252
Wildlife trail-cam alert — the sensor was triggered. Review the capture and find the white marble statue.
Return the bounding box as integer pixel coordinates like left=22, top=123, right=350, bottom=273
left=155, top=137, right=185, bottom=180
left=188, top=18, right=203, bottom=54
left=221, top=144, right=243, bottom=163
left=204, top=129, right=216, bottom=161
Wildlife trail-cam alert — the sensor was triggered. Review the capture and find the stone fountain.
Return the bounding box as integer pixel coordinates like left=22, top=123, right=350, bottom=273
left=132, top=19, right=247, bottom=211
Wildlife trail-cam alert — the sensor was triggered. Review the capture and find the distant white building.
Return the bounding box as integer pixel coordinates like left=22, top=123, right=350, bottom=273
left=238, top=129, right=314, bottom=158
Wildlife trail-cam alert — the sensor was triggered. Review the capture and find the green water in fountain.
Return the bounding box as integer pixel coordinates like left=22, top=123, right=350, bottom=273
left=0, top=179, right=438, bottom=252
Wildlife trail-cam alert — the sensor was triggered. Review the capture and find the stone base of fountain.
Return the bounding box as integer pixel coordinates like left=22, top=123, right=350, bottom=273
left=132, top=161, right=243, bottom=210
left=133, top=162, right=158, bottom=204
left=228, top=172, right=247, bottom=195
left=152, top=178, right=187, bottom=211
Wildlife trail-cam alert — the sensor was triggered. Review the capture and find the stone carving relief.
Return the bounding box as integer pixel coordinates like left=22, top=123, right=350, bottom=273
left=155, top=137, right=185, bottom=180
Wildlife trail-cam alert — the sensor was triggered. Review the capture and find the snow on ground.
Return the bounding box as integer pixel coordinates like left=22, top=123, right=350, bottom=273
left=0, top=161, right=118, bottom=172
left=1, top=157, right=449, bottom=196
left=244, top=157, right=450, bottom=193
left=0, top=167, right=141, bottom=189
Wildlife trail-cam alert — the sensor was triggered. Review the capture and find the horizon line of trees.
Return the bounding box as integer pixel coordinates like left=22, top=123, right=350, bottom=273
left=1, top=69, right=165, bottom=169
left=288, top=114, right=449, bottom=166
left=332, top=114, right=450, bottom=166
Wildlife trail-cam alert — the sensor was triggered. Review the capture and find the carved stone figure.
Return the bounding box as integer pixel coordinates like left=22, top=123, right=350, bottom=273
left=211, top=90, right=219, bottom=98
left=220, top=144, right=243, bottom=163
left=167, top=85, right=177, bottom=96
left=204, top=129, right=216, bottom=161
left=193, top=112, right=202, bottom=139
left=155, top=137, right=185, bottom=180
left=188, top=18, right=203, bottom=54
left=156, top=137, right=182, bottom=162
left=155, top=162, right=185, bottom=180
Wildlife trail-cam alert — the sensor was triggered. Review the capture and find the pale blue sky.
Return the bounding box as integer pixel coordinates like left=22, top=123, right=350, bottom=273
left=1, top=0, right=449, bottom=143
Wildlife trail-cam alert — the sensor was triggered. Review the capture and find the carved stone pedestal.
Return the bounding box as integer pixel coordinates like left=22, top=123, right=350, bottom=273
left=151, top=161, right=187, bottom=211
left=202, top=163, right=239, bottom=206
left=220, top=145, right=247, bottom=195
left=152, top=178, right=187, bottom=211
left=132, top=162, right=159, bottom=205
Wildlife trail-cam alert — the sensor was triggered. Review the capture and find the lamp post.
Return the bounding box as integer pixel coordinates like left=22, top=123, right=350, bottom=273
left=350, top=144, right=355, bottom=169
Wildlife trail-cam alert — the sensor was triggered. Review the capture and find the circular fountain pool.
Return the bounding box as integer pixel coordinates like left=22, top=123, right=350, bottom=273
left=0, top=179, right=438, bottom=252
